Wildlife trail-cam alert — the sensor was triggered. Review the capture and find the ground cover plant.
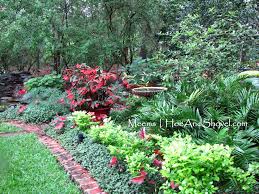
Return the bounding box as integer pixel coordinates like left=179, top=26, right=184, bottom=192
left=0, top=87, right=70, bottom=123
left=45, top=123, right=148, bottom=194
left=0, top=128, right=80, bottom=193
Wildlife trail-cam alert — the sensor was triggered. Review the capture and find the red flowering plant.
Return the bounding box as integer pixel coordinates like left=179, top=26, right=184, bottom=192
left=17, top=105, right=27, bottom=114
left=15, top=87, right=27, bottom=99
left=50, top=115, right=76, bottom=133
left=63, top=64, right=123, bottom=112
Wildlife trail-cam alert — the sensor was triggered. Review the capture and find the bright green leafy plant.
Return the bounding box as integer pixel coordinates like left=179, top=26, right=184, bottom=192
left=25, top=74, right=64, bottom=91
left=71, top=111, right=97, bottom=131
left=159, top=134, right=256, bottom=194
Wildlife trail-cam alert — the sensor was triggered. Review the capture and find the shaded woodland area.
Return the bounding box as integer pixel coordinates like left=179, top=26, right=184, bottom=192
left=0, top=0, right=258, bottom=75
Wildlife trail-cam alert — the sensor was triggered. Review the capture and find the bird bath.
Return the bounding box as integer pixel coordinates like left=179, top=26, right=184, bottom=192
left=132, top=87, right=167, bottom=97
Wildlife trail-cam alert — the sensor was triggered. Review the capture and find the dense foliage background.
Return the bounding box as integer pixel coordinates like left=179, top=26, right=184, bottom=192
left=0, top=0, right=258, bottom=74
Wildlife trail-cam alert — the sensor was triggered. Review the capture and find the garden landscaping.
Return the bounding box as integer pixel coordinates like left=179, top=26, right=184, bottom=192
left=0, top=65, right=258, bottom=194
left=0, top=1, right=258, bottom=193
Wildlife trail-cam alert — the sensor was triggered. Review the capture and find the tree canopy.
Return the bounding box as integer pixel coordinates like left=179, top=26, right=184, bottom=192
left=0, top=0, right=258, bottom=73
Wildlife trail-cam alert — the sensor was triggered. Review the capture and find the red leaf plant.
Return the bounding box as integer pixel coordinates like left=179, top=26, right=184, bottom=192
left=58, top=98, right=65, bottom=104
left=154, top=149, right=162, bottom=155
left=17, top=105, right=27, bottom=114
left=131, top=169, right=148, bottom=184
left=139, top=127, right=147, bottom=139
left=63, top=64, right=126, bottom=111
left=170, top=181, right=179, bottom=190
left=17, top=89, right=27, bottom=96
left=153, top=158, right=163, bottom=168
left=53, top=116, right=67, bottom=130
left=109, top=156, right=118, bottom=167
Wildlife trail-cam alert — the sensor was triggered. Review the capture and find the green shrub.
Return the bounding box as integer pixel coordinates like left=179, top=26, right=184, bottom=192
left=169, top=13, right=257, bottom=79
left=159, top=134, right=256, bottom=194
left=126, top=58, right=171, bottom=85
left=21, top=87, right=67, bottom=104
left=18, top=87, right=70, bottom=123
left=24, top=74, right=64, bottom=91
left=74, top=113, right=160, bottom=179
left=0, top=106, right=19, bottom=120
left=70, top=111, right=97, bottom=130
left=110, top=95, right=146, bottom=126
left=134, top=76, right=259, bottom=172
left=76, top=118, right=257, bottom=193
left=21, top=102, right=69, bottom=123
left=136, top=75, right=258, bottom=137
left=79, top=121, right=157, bottom=176
left=0, top=87, right=69, bottom=123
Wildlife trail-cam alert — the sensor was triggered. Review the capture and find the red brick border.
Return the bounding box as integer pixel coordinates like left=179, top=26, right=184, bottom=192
left=3, top=120, right=106, bottom=194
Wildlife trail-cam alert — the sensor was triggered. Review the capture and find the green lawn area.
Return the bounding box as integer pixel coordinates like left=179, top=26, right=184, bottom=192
left=0, top=123, right=21, bottom=133
left=0, top=131, right=80, bottom=193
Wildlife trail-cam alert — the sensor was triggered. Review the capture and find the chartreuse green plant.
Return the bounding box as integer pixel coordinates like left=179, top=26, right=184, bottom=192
left=159, top=134, right=256, bottom=194
left=71, top=111, right=97, bottom=130
left=25, top=74, right=64, bottom=91
left=69, top=112, right=257, bottom=192
left=89, top=122, right=157, bottom=176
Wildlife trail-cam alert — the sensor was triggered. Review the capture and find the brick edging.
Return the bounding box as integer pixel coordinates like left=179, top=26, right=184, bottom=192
left=5, top=120, right=106, bottom=194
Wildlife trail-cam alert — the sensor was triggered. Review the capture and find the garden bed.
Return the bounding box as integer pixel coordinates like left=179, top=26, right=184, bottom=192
left=0, top=67, right=258, bottom=194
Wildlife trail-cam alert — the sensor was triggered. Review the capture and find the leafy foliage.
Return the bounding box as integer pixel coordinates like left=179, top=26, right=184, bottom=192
left=159, top=134, right=256, bottom=193
left=45, top=125, right=146, bottom=194
left=0, top=0, right=161, bottom=71
left=20, top=101, right=69, bottom=123
left=110, top=95, right=146, bottom=126
left=71, top=110, right=256, bottom=193
left=63, top=64, right=124, bottom=110
left=0, top=106, right=19, bottom=120
left=21, top=87, right=66, bottom=104
left=136, top=76, right=258, bottom=131
left=24, top=74, right=64, bottom=91
left=70, top=111, right=97, bottom=130
left=1, top=87, right=69, bottom=123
